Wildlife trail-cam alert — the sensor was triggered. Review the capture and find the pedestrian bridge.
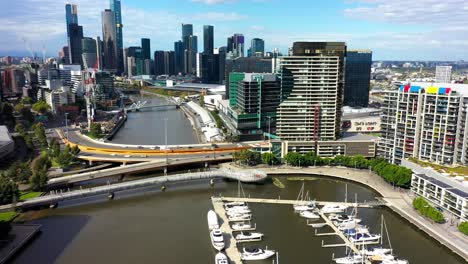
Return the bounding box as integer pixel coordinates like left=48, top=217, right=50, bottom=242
left=0, top=169, right=267, bottom=212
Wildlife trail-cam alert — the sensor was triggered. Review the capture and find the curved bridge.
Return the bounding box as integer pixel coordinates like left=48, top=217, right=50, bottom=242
left=1, top=169, right=267, bottom=212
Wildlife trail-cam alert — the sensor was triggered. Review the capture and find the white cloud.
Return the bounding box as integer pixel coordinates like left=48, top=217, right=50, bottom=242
left=191, top=0, right=236, bottom=4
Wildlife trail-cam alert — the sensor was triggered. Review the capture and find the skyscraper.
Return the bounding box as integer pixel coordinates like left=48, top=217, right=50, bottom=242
left=82, top=37, right=98, bottom=69
left=227, top=34, right=244, bottom=58
left=276, top=42, right=346, bottom=146
left=174, top=41, right=184, bottom=75
left=181, top=24, right=197, bottom=74
left=102, top=9, right=118, bottom=72
left=141, top=38, right=151, bottom=60
left=436, top=66, right=452, bottom=83
left=154, top=51, right=165, bottom=76
left=59, top=46, right=70, bottom=64
left=68, top=24, right=83, bottom=66
left=110, top=0, right=124, bottom=74
left=249, top=38, right=265, bottom=57
left=344, top=50, right=372, bottom=107
left=65, top=4, right=78, bottom=37
left=96, top=37, right=103, bottom=70
left=203, top=25, right=214, bottom=55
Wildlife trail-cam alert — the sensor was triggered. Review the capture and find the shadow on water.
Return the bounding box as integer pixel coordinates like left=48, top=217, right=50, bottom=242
left=10, top=215, right=90, bottom=264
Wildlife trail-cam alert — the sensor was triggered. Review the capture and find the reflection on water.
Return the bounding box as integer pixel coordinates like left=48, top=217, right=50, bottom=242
left=11, top=177, right=466, bottom=264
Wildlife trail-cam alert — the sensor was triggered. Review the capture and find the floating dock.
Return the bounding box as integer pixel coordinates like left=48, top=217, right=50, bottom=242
left=211, top=197, right=242, bottom=264
left=221, top=196, right=384, bottom=208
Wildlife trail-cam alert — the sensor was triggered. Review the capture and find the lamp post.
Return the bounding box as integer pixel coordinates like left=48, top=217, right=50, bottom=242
left=164, top=118, right=168, bottom=164
left=65, top=112, right=69, bottom=141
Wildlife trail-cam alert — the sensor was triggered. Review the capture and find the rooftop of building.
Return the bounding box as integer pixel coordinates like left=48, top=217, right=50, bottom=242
left=408, top=82, right=468, bottom=96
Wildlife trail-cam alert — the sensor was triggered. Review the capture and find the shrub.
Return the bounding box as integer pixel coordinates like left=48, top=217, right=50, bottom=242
left=413, top=197, right=445, bottom=223
left=459, top=222, right=468, bottom=236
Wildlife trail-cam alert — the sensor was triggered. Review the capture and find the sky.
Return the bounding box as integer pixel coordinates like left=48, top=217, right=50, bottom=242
left=1, top=0, right=468, bottom=60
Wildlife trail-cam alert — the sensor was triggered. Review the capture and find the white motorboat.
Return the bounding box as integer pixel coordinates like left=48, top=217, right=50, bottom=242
left=241, top=247, right=275, bottom=261
left=235, top=232, right=264, bottom=241
left=360, top=247, right=392, bottom=256
left=228, top=213, right=251, bottom=222
left=330, top=214, right=361, bottom=224
left=293, top=201, right=316, bottom=212
left=226, top=208, right=251, bottom=216
left=207, top=210, right=219, bottom=230
left=215, top=252, right=229, bottom=264
left=226, top=205, right=249, bottom=211
left=232, top=222, right=256, bottom=231
left=210, top=229, right=225, bottom=251
left=321, top=204, right=348, bottom=214
left=349, top=233, right=381, bottom=244
left=336, top=220, right=362, bottom=231
left=382, top=259, right=409, bottom=264
left=308, top=222, right=327, bottom=228
left=334, top=254, right=364, bottom=264
left=225, top=201, right=246, bottom=208
left=299, top=211, right=320, bottom=219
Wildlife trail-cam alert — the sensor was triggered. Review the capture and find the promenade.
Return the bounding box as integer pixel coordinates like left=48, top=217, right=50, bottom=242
left=256, top=166, right=468, bottom=262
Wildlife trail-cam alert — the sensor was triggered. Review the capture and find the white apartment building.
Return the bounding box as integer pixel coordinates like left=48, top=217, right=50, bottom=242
left=379, top=82, right=468, bottom=165
left=435, top=66, right=452, bottom=83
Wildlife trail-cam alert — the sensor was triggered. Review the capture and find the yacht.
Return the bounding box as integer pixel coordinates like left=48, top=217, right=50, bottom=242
left=240, top=247, right=275, bottom=261
left=228, top=213, right=251, bottom=222
left=235, top=232, right=264, bottom=241
left=342, top=226, right=369, bottom=237
left=349, top=233, right=381, bottom=244
left=333, top=254, right=364, bottom=264
left=321, top=204, right=348, bottom=214
left=207, top=210, right=219, bottom=230
left=293, top=201, right=316, bottom=212
left=232, top=222, right=256, bottom=231
left=330, top=214, right=361, bottom=224
left=336, top=220, right=362, bottom=231
left=210, top=229, right=225, bottom=251
left=215, top=252, right=229, bottom=264
left=226, top=205, right=249, bottom=211
left=299, top=211, right=320, bottom=219
left=360, top=247, right=392, bottom=256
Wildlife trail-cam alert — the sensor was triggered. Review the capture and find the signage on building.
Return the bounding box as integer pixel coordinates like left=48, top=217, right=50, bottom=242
left=342, top=117, right=381, bottom=133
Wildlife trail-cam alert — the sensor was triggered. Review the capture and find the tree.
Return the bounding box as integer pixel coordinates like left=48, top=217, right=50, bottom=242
left=199, top=94, right=205, bottom=107
left=32, top=123, right=48, bottom=149
left=0, top=177, right=19, bottom=205
left=3, top=161, right=31, bottom=184
left=21, top=96, right=33, bottom=105
left=89, top=123, right=102, bottom=138
left=49, top=138, right=61, bottom=158
left=32, top=100, right=50, bottom=114
left=30, top=154, right=51, bottom=191
left=262, top=152, right=278, bottom=165
left=459, top=222, right=468, bottom=236
left=14, top=123, right=26, bottom=136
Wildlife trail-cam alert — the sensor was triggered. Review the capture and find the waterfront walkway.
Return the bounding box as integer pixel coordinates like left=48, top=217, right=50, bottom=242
left=211, top=197, right=242, bottom=264
left=256, top=166, right=468, bottom=262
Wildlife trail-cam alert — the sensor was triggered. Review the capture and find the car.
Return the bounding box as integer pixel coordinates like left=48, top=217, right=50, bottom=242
left=138, top=146, right=144, bottom=149
left=211, top=143, right=219, bottom=148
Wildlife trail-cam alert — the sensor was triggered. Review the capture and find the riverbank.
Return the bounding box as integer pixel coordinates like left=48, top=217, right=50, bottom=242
left=241, top=165, right=468, bottom=262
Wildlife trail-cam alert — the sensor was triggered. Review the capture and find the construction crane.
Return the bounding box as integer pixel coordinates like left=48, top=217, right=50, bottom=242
left=83, top=58, right=101, bottom=130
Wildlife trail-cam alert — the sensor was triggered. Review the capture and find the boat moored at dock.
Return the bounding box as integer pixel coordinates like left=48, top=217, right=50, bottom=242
left=240, top=247, right=275, bottom=261
left=235, top=232, right=264, bottom=242
left=215, top=252, right=229, bottom=264
left=210, top=229, right=225, bottom=251
left=208, top=210, right=220, bottom=230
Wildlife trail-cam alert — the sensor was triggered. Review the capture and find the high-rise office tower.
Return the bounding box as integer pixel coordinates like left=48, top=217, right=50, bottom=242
left=174, top=41, right=184, bottom=75
left=276, top=42, right=346, bottom=146
left=184, top=35, right=198, bottom=74
left=102, top=9, right=118, bottom=72
left=344, top=50, right=372, bottom=107
left=203, top=25, right=214, bottom=55
left=82, top=37, right=98, bottom=69
left=233, top=34, right=245, bottom=58
left=96, top=37, right=103, bottom=70
left=436, top=66, right=452, bottom=83
left=68, top=24, right=83, bottom=66
left=218, top=46, right=227, bottom=84
left=154, top=51, right=165, bottom=76
left=249, top=38, right=265, bottom=57
left=110, top=0, right=124, bottom=74
left=59, top=46, right=70, bottom=64
left=65, top=4, right=78, bottom=37
left=141, top=38, right=151, bottom=60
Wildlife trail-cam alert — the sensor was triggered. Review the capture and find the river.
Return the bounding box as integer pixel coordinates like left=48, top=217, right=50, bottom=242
left=11, top=176, right=465, bottom=264
left=110, top=95, right=198, bottom=145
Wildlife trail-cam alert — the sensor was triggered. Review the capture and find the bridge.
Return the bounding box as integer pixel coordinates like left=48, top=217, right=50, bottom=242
left=47, top=156, right=233, bottom=186
left=0, top=170, right=267, bottom=212
left=125, top=100, right=179, bottom=112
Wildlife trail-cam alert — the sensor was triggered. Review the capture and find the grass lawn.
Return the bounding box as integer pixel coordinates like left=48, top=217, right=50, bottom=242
left=409, top=158, right=468, bottom=176
left=19, top=191, right=44, bottom=201
left=0, top=211, right=18, bottom=222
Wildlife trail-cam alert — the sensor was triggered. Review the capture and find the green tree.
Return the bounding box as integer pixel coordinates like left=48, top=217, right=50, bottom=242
left=89, top=123, right=102, bottom=138
left=0, top=177, right=20, bottom=205
left=30, top=153, right=51, bottom=191
left=32, top=100, right=50, bottom=114
left=3, top=161, right=31, bottom=184
left=413, top=197, right=445, bottom=223
left=49, top=138, right=61, bottom=158
left=32, top=123, right=48, bottom=149
left=14, top=123, right=26, bottom=136
left=262, top=152, right=278, bottom=165
left=199, top=95, right=205, bottom=107
left=459, top=222, right=468, bottom=236
left=21, top=96, right=33, bottom=105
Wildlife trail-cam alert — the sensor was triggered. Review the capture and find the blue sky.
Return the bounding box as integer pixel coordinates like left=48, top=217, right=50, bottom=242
left=1, top=0, right=468, bottom=60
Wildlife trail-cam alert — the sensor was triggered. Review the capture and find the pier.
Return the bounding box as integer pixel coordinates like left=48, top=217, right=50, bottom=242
left=211, top=197, right=242, bottom=264
left=220, top=197, right=385, bottom=208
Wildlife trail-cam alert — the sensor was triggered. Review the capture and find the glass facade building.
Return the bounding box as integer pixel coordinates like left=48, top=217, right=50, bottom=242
left=110, top=0, right=124, bottom=74
left=82, top=37, right=97, bottom=69
left=141, top=38, right=151, bottom=60
left=203, top=25, right=214, bottom=55
left=344, top=50, right=372, bottom=107
left=68, top=24, right=83, bottom=66
left=249, top=38, right=265, bottom=57
left=102, top=9, right=118, bottom=72
left=65, top=4, right=78, bottom=37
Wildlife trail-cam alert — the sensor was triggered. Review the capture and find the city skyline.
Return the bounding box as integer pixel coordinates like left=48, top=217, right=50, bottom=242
left=1, top=0, right=468, bottom=61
